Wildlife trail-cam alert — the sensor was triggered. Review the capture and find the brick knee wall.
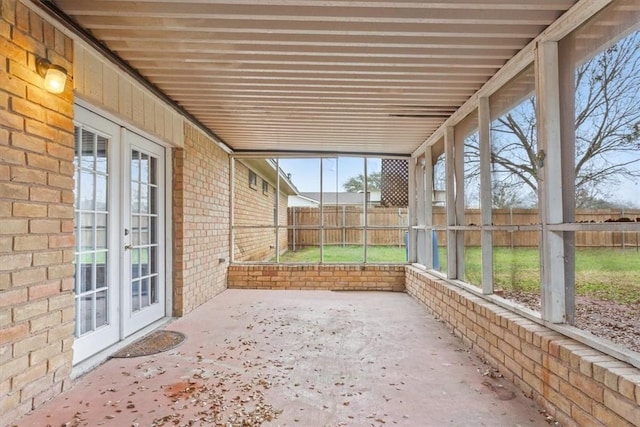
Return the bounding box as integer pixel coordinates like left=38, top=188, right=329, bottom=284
left=228, top=264, right=405, bottom=291
left=405, top=266, right=640, bottom=427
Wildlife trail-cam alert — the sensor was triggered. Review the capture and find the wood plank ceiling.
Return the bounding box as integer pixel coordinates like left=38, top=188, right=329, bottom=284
left=48, top=0, right=576, bottom=155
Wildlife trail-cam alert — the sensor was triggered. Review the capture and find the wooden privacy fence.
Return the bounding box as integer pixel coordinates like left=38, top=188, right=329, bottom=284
left=288, top=207, right=640, bottom=248
left=288, top=206, right=408, bottom=248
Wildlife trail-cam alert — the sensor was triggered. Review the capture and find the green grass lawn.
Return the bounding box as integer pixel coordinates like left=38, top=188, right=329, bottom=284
left=278, top=245, right=640, bottom=305
left=463, top=247, right=640, bottom=304
left=278, top=245, right=407, bottom=263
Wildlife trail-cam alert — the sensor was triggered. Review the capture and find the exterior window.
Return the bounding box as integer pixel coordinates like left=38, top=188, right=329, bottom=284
left=262, top=180, right=269, bottom=194
left=248, top=170, right=257, bottom=189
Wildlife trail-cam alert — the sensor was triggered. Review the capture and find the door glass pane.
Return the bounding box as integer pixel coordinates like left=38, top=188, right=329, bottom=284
left=140, top=153, right=149, bottom=184
left=130, top=148, right=161, bottom=313
left=150, top=276, right=158, bottom=304
left=140, top=185, right=149, bottom=214
left=79, top=294, right=93, bottom=335
left=96, top=136, right=108, bottom=173
left=95, top=290, right=107, bottom=329
left=131, top=279, right=140, bottom=312
left=141, top=277, right=150, bottom=307
left=131, top=182, right=140, bottom=213
left=74, top=125, right=110, bottom=338
left=150, top=157, right=157, bottom=185
left=96, top=214, right=107, bottom=249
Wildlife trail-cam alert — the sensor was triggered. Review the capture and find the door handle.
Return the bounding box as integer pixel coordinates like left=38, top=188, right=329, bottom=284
left=124, top=244, right=133, bottom=251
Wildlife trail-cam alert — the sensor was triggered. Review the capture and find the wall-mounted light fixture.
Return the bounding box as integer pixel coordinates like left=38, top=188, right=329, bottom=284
left=36, top=57, right=68, bottom=94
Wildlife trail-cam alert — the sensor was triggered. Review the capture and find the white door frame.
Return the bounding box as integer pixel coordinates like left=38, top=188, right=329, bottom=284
left=121, top=129, right=167, bottom=337
left=72, top=101, right=173, bottom=363
left=72, top=106, right=122, bottom=364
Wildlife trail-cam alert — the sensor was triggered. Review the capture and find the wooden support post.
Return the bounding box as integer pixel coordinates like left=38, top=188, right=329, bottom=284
left=536, top=41, right=566, bottom=323
left=424, top=149, right=434, bottom=269
left=478, top=97, right=493, bottom=295
left=408, top=156, right=417, bottom=263
left=445, top=127, right=457, bottom=279
left=455, top=128, right=466, bottom=281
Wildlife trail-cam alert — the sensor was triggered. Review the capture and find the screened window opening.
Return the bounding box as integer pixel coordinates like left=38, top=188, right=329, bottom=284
left=232, top=157, right=409, bottom=264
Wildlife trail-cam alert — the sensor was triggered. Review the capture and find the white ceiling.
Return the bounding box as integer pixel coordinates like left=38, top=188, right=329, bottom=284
left=49, top=0, right=577, bottom=155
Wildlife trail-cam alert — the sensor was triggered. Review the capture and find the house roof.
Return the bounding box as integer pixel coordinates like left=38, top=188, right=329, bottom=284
left=299, top=192, right=380, bottom=205
left=43, top=0, right=577, bottom=156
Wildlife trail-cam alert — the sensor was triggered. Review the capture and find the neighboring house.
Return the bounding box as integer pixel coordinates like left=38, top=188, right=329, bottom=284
left=288, top=194, right=319, bottom=207
left=234, top=159, right=297, bottom=262
left=294, top=191, right=381, bottom=207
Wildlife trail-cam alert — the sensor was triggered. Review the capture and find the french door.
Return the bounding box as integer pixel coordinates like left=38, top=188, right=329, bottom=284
left=122, top=130, right=166, bottom=337
left=73, top=107, right=166, bottom=364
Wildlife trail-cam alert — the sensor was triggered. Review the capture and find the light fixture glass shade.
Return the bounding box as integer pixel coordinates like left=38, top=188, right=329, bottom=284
left=43, top=66, right=67, bottom=94
left=36, top=58, right=68, bottom=94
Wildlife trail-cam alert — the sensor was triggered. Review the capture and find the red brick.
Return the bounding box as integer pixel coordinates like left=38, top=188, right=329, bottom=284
left=0, top=253, right=31, bottom=271
left=13, top=235, right=48, bottom=251
left=0, top=39, right=24, bottom=64
left=32, top=250, right=62, bottom=267
left=0, top=218, right=28, bottom=234
left=0, top=355, right=29, bottom=384
left=10, top=166, right=47, bottom=184
left=0, top=145, right=26, bottom=165
left=593, top=403, right=635, bottom=427
left=48, top=293, right=73, bottom=311
left=12, top=201, right=47, bottom=218
left=11, top=332, right=47, bottom=357
left=618, top=374, right=640, bottom=402
left=30, top=187, right=60, bottom=203
left=0, top=182, right=28, bottom=200
left=13, top=299, right=49, bottom=323
left=48, top=234, right=74, bottom=249
left=0, top=323, right=28, bottom=345
left=47, top=204, right=73, bottom=219
left=46, top=141, right=73, bottom=160
left=0, top=108, right=24, bottom=130
left=27, top=152, right=59, bottom=172
left=11, top=362, right=47, bottom=391
left=0, top=71, right=27, bottom=97
left=603, top=389, right=640, bottom=425
left=28, top=281, right=60, bottom=300
left=30, top=219, right=60, bottom=234
left=568, top=371, right=604, bottom=401
left=11, top=132, right=46, bottom=153
left=47, top=263, right=73, bottom=280
left=25, top=119, right=57, bottom=141
left=45, top=110, right=74, bottom=132
left=47, top=173, right=74, bottom=190
left=46, top=322, right=74, bottom=343
left=14, top=1, right=29, bottom=31
left=12, top=266, right=46, bottom=287
left=11, top=97, right=45, bottom=122
left=29, top=310, right=61, bottom=333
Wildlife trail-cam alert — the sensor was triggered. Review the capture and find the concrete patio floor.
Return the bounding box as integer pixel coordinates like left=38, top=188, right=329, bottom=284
left=20, top=290, right=550, bottom=426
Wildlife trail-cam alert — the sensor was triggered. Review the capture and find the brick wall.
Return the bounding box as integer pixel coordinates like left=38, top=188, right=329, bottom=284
left=228, top=264, right=405, bottom=291
left=172, top=123, right=230, bottom=316
left=233, top=160, right=288, bottom=262
left=405, top=267, right=640, bottom=427
left=0, top=0, right=75, bottom=422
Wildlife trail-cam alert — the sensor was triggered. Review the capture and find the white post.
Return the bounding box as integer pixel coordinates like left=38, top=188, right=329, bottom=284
left=424, top=149, right=434, bottom=269
left=479, top=96, right=493, bottom=295
left=537, top=41, right=566, bottom=323
left=408, top=157, right=416, bottom=262
left=445, top=127, right=457, bottom=279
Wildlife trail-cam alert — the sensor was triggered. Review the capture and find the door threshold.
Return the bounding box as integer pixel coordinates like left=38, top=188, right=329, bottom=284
left=71, top=317, right=174, bottom=379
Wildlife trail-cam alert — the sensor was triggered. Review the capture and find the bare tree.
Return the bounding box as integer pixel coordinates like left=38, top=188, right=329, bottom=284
left=465, top=31, right=640, bottom=208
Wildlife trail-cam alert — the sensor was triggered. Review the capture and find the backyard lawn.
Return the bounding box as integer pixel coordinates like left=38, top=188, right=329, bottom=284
left=278, top=245, right=407, bottom=263
left=277, top=245, right=640, bottom=305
